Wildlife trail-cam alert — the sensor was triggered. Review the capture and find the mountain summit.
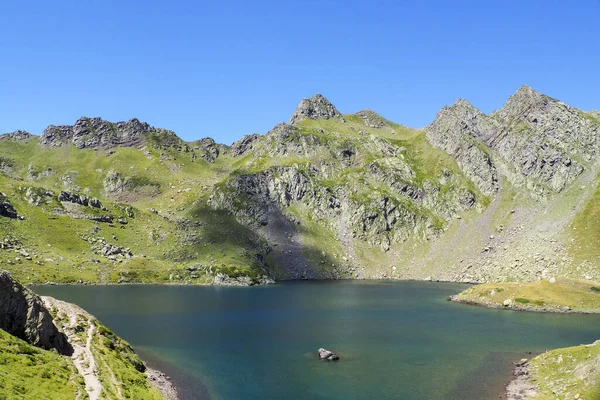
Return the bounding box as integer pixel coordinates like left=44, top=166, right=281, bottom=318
left=289, top=94, right=344, bottom=124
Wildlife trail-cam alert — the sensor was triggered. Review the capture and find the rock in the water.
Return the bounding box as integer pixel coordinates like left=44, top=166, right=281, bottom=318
left=0, top=270, right=72, bottom=355
left=317, top=348, right=340, bottom=361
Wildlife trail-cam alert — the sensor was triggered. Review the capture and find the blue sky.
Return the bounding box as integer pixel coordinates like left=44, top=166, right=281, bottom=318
left=1, top=0, right=599, bottom=144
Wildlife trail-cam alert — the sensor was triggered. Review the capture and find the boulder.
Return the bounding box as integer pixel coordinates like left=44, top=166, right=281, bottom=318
left=317, top=348, right=340, bottom=361
left=0, top=193, right=17, bottom=218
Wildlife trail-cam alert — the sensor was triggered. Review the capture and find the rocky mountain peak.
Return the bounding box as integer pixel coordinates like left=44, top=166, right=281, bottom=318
left=0, top=130, right=34, bottom=141
left=40, top=117, right=179, bottom=150
left=493, top=85, right=551, bottom=122
left=289, top=94, right=344, bottom=124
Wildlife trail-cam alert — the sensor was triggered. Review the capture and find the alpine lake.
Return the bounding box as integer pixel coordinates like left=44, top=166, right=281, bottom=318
left=33, top=280, right=600, bottom=400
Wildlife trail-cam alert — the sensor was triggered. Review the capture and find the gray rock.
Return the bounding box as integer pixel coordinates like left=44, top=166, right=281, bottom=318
left=354, top=109, right=388, bottom=128
left=0, top=130, right=34, bottom=142
left=191, top=137, right=221, bottom=162
left=58, top=191, right=89, bottom=206
left=0, top=193, right=18, bottom=218
left=0, top=271, right=72, bottom=355
left=231, top=134, right=261, bottom=157
left=40, top=117, right=183, bottom=151
left=426, top=85, right=597, bottom=198
left=289, top=94, right=345, bottom=124
left=317, top=348, right=340, bottom=361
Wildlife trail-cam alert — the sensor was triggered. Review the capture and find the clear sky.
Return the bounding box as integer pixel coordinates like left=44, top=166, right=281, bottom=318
left=1, top=0, right=599, bottom=144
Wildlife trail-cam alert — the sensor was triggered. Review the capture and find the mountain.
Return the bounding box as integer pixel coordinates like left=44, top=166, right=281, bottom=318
left=0, top=86, right=599, bottom=285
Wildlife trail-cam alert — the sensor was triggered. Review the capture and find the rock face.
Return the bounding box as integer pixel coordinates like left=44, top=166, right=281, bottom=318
left=0, top=193, right=17, bottom=218
left=40, top=117, right=181, bottom=150
left=191, top=137, right=221, bottom=162
left=426, top=85, right=598, bottom=198
left=0, top=270, right=72, bottom=355
left=231, top=133, right=261, bottom=157
left=317, top=348, right=340, bottom=361
left=289, top=94, right=345, bottom=124
left=425, top=99, right=500, bottom=196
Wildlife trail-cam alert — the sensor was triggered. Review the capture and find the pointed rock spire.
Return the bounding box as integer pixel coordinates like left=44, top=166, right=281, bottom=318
left=289, top=94, right=344, bottom=124
left=493, top=84, right=550, bottom=122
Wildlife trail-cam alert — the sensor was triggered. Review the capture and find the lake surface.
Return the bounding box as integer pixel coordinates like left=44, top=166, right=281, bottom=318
left=33, top=281, right=600, bottom=400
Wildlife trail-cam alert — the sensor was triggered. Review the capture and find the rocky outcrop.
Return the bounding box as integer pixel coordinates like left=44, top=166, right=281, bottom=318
left=40, top=117, right=182, bottom=150
left=191, top=137, right=221, bottom=162
left=231, top=133, right=261, bottom=157
left=354, top=109, right=388, bottom=128
left=0, top=130, right=34, bottom=141
left=289, top=94, right=345, bottom=124
left=0, top=271, right=72, bottom=355
left=0, top=193, right=17, bottom=218
left=58, top=191, right=104, bottom=209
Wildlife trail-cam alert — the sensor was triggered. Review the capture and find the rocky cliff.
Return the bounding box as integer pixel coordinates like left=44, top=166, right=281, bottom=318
left=0, top=270, right=71, bottom=354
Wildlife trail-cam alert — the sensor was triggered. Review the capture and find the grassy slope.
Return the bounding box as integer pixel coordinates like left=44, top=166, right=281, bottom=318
left=47, top=297, right=162, bottom=399
left=567, top=171, right=600, bottom=268
left=93, top=322, right=162, bottom=399
left=454, top=278, right=600, bottom=312
left=0, top=137, right=267, bottom=284
left=529, top=340, right=600, bottom=400
left=0, top=329, right=85, bottom=400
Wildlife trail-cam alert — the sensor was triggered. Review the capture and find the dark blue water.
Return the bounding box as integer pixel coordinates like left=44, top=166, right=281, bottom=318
left=33, top=281, right=600, bottom=400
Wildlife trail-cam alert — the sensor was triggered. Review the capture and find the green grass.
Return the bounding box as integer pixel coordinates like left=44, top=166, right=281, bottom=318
left=92, top=321, right=162, bottom=399
left=567, top=172, right=600, bottom=266
left=0, top=329, right=85, bottom=399
left=455, top=278, right=600, bottom=312
left=529, top=340, right=600, bottom=399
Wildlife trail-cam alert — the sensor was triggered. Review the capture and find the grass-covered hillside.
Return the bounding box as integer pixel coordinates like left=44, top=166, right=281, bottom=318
left=452, top=278, right=600, bottom=313
left=0, top=329, right=85, bottom=400
left=1, top=87, right=600, bottom=284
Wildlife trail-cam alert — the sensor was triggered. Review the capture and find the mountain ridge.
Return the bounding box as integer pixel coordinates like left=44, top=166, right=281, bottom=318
left=0, top=85, right=599, bottom=286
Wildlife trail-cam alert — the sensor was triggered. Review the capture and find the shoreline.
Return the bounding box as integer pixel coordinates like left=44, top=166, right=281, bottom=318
left=25, top=277, right=476, bottom=288
left=448, top=295, right=600, bottom=314
left=147, top=367, right=180, bottom=400
left=505, top=359, right=538, bottom=400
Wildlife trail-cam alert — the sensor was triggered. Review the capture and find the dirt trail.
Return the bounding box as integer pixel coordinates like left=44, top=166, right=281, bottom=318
left=42, top=297, right=103, bottom=400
